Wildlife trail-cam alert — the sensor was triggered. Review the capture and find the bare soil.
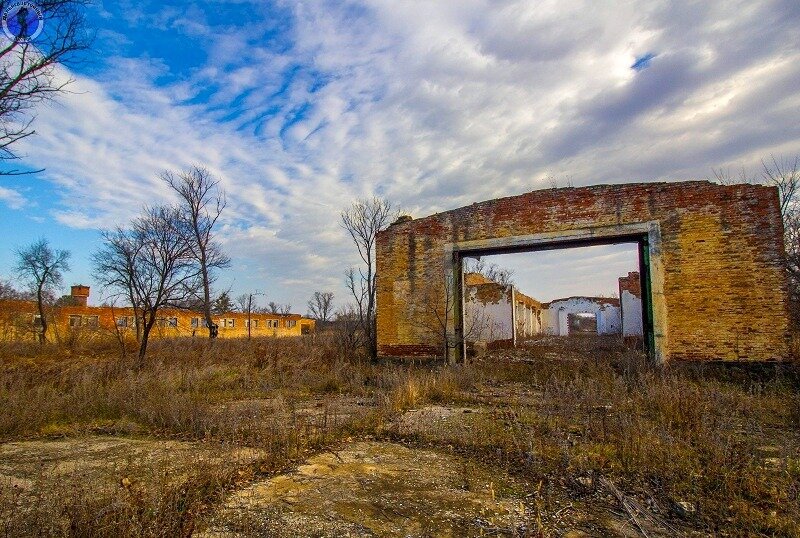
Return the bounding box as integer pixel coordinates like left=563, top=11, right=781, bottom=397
left=197, top=441, right=528, bottom=537
left=0, top=436, right=265, bottom=498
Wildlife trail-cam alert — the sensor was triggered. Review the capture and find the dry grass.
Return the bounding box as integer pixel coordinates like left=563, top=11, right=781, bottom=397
left=1, top=335, right=799, bottom=536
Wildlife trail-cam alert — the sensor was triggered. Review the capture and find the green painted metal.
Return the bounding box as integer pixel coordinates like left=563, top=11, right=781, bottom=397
left=638, top=238, right=656, bottom=359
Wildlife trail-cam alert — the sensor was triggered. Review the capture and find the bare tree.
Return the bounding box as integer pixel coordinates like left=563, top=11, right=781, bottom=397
left=94, top=205, right=201, bottom=365
left=92, top=227, right=142, bottom=341
left=341, top=197, right=396, bottom=360
left=279, top=303, right=292, bottom=316
left=761, top=156, right=800, bottom=326
left=710, top=166, right=753, bottom=186
left=331, top=304, right=362, bottom=358
left=424, top=263, right=495, bottom=363
left=762, top=155, right=799, bottom=218
left=307, top=291, right=334, bottom=322
left=0, top=278, right=31, bottom=300
left=0, top=0, right=92, bottom=175
left=463, top=257, right=515, bottom=286
left=163, top=166, right=230, bottom=338
left=14, top=238, right=69, bottom=343
left=236, top=292, right=261, bottom=339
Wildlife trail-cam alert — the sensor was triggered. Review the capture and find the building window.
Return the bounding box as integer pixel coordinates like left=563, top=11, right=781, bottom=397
left=32, top=314, right=42, bottom=326
left=85, top=315, right=99, bottom=328
left=191, top=317, right=199, bottom=328
left=69, top=315, right=82, bottom=327
left=287, top=320, right=297, bottom=329
left=218, top=318, right=236, bottom=329
left=116, top=317, right=128, bottom=327
left=168, top=317, right=178, bottom=327
left=245, top=319, right=258, bottom=328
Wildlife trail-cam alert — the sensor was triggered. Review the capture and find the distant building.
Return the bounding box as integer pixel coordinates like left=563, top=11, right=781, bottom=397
left=0, top=286, right=315, bottom=342
left=463, top=272, right=543, bottom=347
left=541, top=296, right=621, bottom=336
left=464, top=272, right=638, bottom=347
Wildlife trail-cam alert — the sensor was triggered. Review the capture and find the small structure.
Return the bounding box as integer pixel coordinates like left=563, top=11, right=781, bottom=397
left=67, top=285, right=90, bottom=306
left=541, top=296, right=621, bottom=336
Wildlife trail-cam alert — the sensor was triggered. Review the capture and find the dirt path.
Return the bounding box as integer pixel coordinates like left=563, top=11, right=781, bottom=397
left=197, top=441, right=529, bottom=537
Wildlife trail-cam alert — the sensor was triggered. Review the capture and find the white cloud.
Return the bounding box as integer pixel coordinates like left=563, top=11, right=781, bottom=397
left=13, top=0, right=800, bottom=308
left=0, top=186, right=26, bottom=209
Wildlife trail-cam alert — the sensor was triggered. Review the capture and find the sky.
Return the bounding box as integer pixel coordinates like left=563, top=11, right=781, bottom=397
left=0, top=0, right=799, bottom=314
left=477, top=243, right=640, bottom=303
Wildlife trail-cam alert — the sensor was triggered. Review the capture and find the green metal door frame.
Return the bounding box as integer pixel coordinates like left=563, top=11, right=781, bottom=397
left=447, top=222, right=662, bottom=364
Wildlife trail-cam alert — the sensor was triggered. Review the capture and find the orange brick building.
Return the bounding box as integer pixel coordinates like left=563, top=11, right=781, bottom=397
left=0, top=286, right=315, bottom=342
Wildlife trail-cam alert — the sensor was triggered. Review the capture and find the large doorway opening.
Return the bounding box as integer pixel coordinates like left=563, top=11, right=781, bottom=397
left=454, top=233, right=655, bottom=362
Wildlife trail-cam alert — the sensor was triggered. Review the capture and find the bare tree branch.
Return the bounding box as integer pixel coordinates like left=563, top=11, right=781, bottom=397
left=162, top=165, right=230, bottom=338
left=0, top=0, right=92, bottom=175
left=14, top=237, right=70, bottom=343
left=341, top=197, right=397, bottom=360
left=307, top=291, right=334, bottom=322
left=93, top=204, right=202, bottom=365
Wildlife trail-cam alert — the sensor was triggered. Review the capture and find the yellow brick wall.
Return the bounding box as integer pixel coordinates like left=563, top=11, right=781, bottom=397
left=0, top=302, right=316, bottom=342
left=376, top=181, right=790, bottom=361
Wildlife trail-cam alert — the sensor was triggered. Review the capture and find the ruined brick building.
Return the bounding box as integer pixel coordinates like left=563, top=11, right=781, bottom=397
left=541, top=296, right=622, bottom=336
left=618, top=271, right=644, bottom=339
left=0, top=286, right=315, bottom=342
left=376, top=181, right=789, bottom=363
left=463, top=272, right=543, bottom=346
left=464, top=271, right=640, bottom=346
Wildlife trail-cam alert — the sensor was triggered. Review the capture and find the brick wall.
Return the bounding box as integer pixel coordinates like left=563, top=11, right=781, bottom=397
left=376, top=181, right=790, bottom=361
left=618, top=272, right=642, bottom=298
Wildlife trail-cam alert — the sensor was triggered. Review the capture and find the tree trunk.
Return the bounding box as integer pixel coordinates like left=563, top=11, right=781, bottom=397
left=199, top=245, right=216, bottom=339
left=138, top=315, right=156, bottom=367
left=127, top=284, right=141, bottom=343
left=36, top=282, right=47, bottom=344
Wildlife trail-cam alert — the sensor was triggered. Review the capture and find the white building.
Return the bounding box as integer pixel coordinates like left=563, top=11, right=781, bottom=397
left=463, top=273, right=543, bottom=347
left=464, top=272, right=635, bottom=348
left=618, top=271, right=644, bottom=337
left=541, top=296, right=622, bottom=336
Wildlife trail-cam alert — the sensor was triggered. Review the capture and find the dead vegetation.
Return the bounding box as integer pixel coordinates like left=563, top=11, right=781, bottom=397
left=0, top=335, right=798, bottom=536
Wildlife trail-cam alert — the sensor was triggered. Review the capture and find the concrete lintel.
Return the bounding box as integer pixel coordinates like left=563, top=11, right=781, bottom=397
left=450, top=222, right=658, bottom=255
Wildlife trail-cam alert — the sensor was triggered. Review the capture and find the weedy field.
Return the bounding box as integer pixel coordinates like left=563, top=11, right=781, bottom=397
left=0, top=335, right=799, bottom=537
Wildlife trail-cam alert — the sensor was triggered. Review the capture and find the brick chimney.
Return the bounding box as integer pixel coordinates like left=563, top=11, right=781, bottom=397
left=618, top=272, right=641, bottom=298
left=70, top=285, right=90, bottom=307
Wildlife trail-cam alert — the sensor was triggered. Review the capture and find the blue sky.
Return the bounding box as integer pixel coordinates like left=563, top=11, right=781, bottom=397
left=1, top=0, right=800, bottom=312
